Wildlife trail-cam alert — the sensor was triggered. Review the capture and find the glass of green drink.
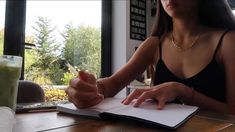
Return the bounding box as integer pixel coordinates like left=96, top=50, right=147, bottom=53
left=0, top=55, right=22, bottom=111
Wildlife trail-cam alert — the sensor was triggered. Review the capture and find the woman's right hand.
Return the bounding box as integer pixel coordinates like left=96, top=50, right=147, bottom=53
left=65, top=71, right=104, bottom=108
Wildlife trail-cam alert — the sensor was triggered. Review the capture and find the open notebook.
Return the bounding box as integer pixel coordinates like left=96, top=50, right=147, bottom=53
left=57, top=98, right=199, bottom=129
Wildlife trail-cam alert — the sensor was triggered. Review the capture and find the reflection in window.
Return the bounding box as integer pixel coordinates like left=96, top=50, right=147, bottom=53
left=0, top=1, right=6, bottom=55
left=25, top=1, right=101, bottom=102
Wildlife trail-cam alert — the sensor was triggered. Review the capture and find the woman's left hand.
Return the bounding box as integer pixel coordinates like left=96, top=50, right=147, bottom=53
left=122, top=82, right=188, bottom=109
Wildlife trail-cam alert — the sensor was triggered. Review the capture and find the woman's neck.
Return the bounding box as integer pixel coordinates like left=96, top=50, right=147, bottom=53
left=171, top=18, right=203, bottom=49
left=172, top=18, right=201, bottom=37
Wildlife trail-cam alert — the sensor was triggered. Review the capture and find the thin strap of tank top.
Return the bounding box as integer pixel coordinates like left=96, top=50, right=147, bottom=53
left=213, top=30, right=229, bottom=59
left=159, top=42, right=162, bottom=59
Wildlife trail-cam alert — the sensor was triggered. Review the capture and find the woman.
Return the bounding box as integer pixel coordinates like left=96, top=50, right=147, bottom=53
left=66, top=0, right=235, bottom=114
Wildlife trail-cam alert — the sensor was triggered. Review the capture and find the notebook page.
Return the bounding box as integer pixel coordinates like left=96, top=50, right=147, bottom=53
left=105, top=101, right=198, bottom=128
left=57, top=98, right=124, bottom=117
left=90, top=98, right=123, bottom=111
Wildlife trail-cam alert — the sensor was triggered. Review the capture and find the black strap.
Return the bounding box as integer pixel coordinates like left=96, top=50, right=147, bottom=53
left=159, top=42, right=162, bottom=59
left=213, top=30, right=229, bottom=59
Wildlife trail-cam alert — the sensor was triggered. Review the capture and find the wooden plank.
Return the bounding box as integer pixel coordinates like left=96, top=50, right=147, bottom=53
left=15, top=111, right=234, bottom=132
left=15, top=112, right=91, bottom=132
left=176, top=116, right=233, bottom=132
left=197, top=111, right=235, bottom=123
left=218, top=124, right=235, bottom=132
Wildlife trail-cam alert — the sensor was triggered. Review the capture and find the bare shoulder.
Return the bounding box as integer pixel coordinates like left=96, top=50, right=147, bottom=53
left=223, top=30, right=235, bottom=43
left=139, top=36, right=160, bottom=50
left=221, top=30, right=235, bottom=61
left=135, top=36, right=160, bottom=63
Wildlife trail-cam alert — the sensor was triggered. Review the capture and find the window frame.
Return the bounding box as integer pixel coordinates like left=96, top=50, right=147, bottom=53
left=101, top=0, right=112, bottom=77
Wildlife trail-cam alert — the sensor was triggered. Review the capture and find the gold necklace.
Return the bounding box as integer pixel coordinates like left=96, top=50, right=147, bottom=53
left=171, top=32, right=200, bottom=51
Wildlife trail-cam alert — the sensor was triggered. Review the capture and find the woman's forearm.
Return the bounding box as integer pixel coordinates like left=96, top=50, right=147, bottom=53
left=97, top=76, right=128, bottom=98
left=179, top=86, right=235, bottom=114
left=191, top=91, right=235, bottom=114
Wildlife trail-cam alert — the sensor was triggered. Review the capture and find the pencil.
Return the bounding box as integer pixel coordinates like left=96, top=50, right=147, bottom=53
left=65, top=62, right=78, bottom=76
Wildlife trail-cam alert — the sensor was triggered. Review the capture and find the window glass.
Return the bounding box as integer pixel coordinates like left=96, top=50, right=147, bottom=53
left=0, top=1, right=6, bottom=55
left=25, top=1, right=101, bottom=102
left=228, top=0, right=235, bottom=10
left=229, top=0, right=235, bottom=14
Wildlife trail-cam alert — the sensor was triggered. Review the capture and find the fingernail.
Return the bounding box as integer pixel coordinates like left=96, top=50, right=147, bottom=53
left=133, top=104, right=139, bottom=107
left=123, top=101, right=128, bottom=105
left=98, top=93, right=104, bottom=98
left=157, top=106, right=163, bottom=110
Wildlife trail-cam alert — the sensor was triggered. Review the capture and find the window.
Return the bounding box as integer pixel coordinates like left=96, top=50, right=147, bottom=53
left=0, top=1, right=6, bottom=55
left=3, top=0, right=112, bottom=104
left=24, top=1, right=102, bottom=102
left=228, top=0, right=235, bottom=14
left=3, top=0, right=112, bottom=103
left=228, top=0, right=235, bottom=9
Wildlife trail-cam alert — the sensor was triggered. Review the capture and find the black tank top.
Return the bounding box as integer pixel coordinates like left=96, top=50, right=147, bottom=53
left=153, top=31, right=228, bottom=102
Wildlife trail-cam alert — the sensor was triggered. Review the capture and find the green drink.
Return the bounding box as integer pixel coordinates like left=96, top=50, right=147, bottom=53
left=0, top=55, right=22, bottom=111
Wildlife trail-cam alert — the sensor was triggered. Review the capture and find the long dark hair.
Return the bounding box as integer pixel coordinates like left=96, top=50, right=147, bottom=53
left=151, top=0, right=235, bottom=37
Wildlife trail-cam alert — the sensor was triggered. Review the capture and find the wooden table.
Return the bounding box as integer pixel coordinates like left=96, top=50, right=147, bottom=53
left=15, top=110, right=235, bottom=132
